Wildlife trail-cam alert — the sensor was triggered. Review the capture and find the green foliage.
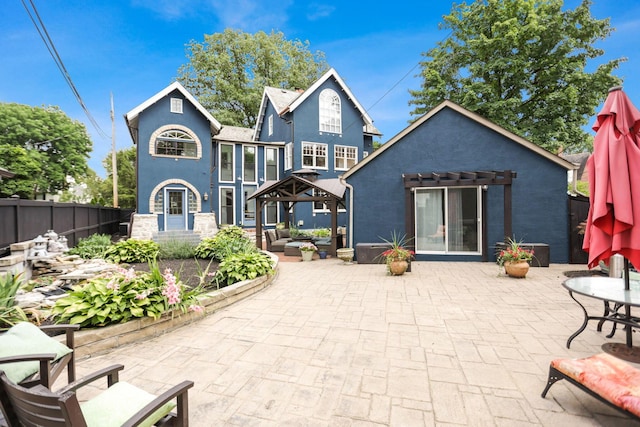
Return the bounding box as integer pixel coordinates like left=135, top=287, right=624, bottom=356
left=158, top=240, right=197, bottom=260
left=213, top=252, right=274, bottom=287
left=51, top=263, right=203, bottom=327
left=0, top=273, right=28, bottom=328
left=177, top=29, right=329, bottom=128
left=68, top=234, right=112, bottom=259
left=574, top=180, right=590, bottom=196
left=104, top=239, right=159, bottom=264
left=194, top=226, right=255, bottom=261
left=0, top=103, right=92, bottom=199
left=100, top=147, right=137, bottom=209
left=408, top=0, right=624, bottom=153
left=312, top=228, right=331, bottom=238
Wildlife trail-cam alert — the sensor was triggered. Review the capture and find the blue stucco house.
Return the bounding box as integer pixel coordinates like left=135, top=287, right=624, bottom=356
left=124, top=68, right=379, bottom=239
left=342, top=101, right=576, bottom=264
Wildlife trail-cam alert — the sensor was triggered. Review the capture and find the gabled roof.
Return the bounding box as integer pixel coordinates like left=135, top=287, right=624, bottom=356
left=214, top=125, right=255, bottom=143
left=253, top=68, right=381, bottom=140
left=249, top=175, right=346, bottom=201
left=343, top=100, right=577, bottom=179
left=124, top=81, right=222, bottom=144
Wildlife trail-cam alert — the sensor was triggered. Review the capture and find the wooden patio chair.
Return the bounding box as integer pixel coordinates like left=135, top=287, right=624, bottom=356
left=0, top=363, right=194, bottom=426
left=0, top=322, right=79, bottom=389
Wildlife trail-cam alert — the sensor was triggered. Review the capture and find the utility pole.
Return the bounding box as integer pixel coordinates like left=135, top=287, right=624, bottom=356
left=111, top=92, right=118, bottom=207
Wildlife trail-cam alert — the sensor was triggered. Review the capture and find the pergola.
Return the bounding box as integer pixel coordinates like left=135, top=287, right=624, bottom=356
left=402, top=169, right=517, bottom=261
left=249, top=170, right=346, bottom=256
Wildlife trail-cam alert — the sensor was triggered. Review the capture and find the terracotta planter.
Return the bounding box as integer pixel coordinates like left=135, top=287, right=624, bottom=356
left=301, top=250, right=314, bottom=262
left=388, top=260, right=409, bottom=276
left=504, top=261, right=530, bottom=278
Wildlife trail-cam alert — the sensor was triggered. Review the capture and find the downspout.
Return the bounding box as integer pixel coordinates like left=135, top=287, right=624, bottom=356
left=340, top=176, right=354, bottom=248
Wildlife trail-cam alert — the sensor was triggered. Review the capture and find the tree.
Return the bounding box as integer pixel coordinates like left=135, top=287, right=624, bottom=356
left=0, top=103, right=92, bottom=198
left=99, top=147, right=136, bottom=209
left=408, top=0, right=624, bottom=153
left=177, top=29, right=329, bottom=127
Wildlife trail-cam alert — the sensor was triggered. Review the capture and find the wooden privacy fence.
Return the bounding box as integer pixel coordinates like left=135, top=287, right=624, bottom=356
left=0, top=199, right=130, bottom=255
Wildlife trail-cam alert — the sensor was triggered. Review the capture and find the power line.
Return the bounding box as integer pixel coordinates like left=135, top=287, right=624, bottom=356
left=21, top=0, right=108, bottom=139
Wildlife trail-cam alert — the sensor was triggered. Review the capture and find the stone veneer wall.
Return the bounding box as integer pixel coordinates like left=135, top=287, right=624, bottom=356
left=193, top=213, right=218, bottom=239
left=129, top=214, right=159, bottom=240
left=0, top=241, right=32, bottom=279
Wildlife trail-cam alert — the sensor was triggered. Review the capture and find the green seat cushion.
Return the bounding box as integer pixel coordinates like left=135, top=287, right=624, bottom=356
left=0, top=322, right=72, bottom=383
left=81, top=381, right=176, bottom=427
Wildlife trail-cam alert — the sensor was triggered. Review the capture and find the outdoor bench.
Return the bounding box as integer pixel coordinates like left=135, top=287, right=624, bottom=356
left=541, top=353, right=640, bottom=420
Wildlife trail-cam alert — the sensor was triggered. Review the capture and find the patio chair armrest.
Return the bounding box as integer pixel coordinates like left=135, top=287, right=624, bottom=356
left=0, top=353, right=56, bottom=388
left=58, top=364, right=124, bottom=393
left=121, top=380, right=194, bottom=427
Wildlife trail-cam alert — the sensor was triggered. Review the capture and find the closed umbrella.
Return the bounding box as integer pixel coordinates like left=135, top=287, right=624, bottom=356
left=583, top=87, right=640, bottom=271
left=582, top=86, right=640, bottom=360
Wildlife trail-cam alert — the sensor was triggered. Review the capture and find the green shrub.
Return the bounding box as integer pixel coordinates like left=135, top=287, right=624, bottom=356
left=104, top=239, right=159, bottom=264
left=158, top=240, right=197, bottom=260
left=68, top=234, right=112, bottom=259
left=0, top=273, right=28, bottom=329
left=313, top=228, right=331, bottom=238
left=195, top=226, right=255, bottom=261
left=51, top=262, right=203, bottom=327
left=213, top=252, right=274, bottom=287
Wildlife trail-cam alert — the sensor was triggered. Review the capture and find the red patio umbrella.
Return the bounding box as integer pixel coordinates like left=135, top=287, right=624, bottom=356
left=583, top=87, right=640, bottom=272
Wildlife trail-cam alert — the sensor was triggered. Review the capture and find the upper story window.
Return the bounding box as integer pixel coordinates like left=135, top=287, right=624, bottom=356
left=319, top=89, right=341, bottom=134
left=268, top=114, right=274, bottom=136
left=302, top=141, right=327, bottom=169
left=265, top=147, right=278, bottom=181
left=243, top=145, right=257, bottom=182
left=285, top=142, right=293, bottom=171
left=335, top=145, right=357, bottom=170
left=219, top=143, right=234, bottom=182
left=155, top=129, right=197, bottom=157
left=170, top=98, right=183, bottom=114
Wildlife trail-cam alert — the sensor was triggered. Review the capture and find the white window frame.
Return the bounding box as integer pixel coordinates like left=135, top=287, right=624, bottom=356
left=334, top=145, right=357, bottom=170
left=265, top=201, right=279, bottom=226
left=153, top=129, right=198, bottom=158
left=319, top=88, right=341, bottom=134
left=243, top=145, right=257, bottom=183
left=285, top=142, right=293, bottom=171
left=219, top=143, right=235, bottom=183
left=302, top=141, right=328, bottom=170
left=170, top=98, right=183, bottom=114
left=265, top=147, right=278, bottom=181
left=268, top=114, right=273, bottom=136
left=219, top=186, right=235, bottom=226
left=312, top=188, right=346, bottom=213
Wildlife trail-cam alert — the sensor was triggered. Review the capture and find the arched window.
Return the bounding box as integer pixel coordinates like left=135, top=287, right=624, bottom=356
left=319, top=89, right=341, bottom=134
left=155, top=129, right=198, bottom=158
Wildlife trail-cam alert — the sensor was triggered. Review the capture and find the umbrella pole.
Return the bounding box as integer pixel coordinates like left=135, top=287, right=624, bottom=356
left=625, top=258, right=632, bottom=347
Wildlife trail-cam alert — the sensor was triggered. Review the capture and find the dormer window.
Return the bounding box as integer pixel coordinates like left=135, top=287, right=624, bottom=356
left=170, top=98, right=183, bottom=113
left=319, top=89, right=341, bottom=134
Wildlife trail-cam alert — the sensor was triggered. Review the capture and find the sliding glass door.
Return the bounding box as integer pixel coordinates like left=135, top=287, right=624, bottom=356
left=415, top=187, right=481, bottom=254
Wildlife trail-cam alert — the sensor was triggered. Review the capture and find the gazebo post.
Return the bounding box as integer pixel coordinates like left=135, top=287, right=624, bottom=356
left=255, top=199, right=264, bottom=250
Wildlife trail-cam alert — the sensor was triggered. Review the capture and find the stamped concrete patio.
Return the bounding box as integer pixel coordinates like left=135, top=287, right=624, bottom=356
left=72, top=260, right=640, bottom=426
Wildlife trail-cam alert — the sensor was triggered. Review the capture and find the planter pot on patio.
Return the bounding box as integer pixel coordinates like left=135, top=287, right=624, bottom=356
left=301, top=251, right=314, bottom=262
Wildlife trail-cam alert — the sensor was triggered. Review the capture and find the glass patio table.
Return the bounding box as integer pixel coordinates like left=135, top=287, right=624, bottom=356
left=563, top=276, right=640, bottom=362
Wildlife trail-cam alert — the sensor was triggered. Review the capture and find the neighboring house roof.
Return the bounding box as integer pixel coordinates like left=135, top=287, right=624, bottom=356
left=124, top=81, right=222, bottom=144
left=253, top=68, right=382, bottom=140
left=560, top=152, right=590, bottom=181
left=0, top=167, right=15, bottom=178
left=343, top=100, right=577, bottom=179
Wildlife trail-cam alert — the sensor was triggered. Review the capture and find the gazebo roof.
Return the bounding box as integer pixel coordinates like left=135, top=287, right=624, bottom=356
left=249, top=175, right=346, bottom=201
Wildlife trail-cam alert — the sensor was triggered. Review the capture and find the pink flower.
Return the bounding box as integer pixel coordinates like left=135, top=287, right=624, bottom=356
left=188, top=305, right=204, bottom=313
left=106, top=279, right=119, bottom=291
left=162, top=268, right=181, bottom=305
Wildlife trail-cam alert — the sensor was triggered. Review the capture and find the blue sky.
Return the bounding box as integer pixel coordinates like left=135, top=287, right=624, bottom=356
left=2, top=0, right=639, bottom=178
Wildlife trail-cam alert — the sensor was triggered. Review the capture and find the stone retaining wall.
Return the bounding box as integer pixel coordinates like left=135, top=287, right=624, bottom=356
left=73, top=252, right=278, bottom=358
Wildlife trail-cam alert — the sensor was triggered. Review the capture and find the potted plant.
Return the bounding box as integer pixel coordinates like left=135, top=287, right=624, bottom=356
left=497, top=237, right=534, bottom=278
left=299, top=242, right=317, bottom=262
left=380, top=231, right=414, bottom=275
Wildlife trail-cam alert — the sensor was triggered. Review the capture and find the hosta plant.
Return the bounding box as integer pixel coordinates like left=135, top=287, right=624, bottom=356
left=51, top=261, right=203, bottom=327
left=213, top=252, right=274, bottom=287
left=68, top=233, right=112, bottom=259
left=104, top=239, right=160, bottom=264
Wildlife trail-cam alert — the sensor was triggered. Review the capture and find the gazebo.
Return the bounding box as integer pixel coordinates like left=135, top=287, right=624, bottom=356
left=248, top=169, right=346, bottom=256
